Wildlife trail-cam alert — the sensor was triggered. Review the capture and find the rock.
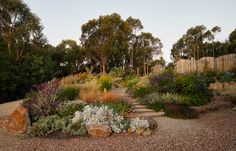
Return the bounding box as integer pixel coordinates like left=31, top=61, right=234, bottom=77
left=0, top=115, right=9, bottom=130
left=86, top=124, right=112, bottom=138
left=7, top=106, right=30, bottom=134
left=140, top=116, right=158, bottom=130
left=135, top=128, right=145, bottom=135
left=232, top=106, right=236, bottom=111
left=142, top=128, right=152, bottom=136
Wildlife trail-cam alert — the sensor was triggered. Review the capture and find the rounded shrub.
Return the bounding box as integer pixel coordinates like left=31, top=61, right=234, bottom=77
left=55, top=102, right=85, bottom=117
left=58, top=86, right=80, bottom=101
left=133, top=87, right=151, bottom=98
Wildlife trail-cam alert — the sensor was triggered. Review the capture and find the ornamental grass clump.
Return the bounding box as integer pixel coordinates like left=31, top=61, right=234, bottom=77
left=100, top=92, right=121, bottom=103
left=79, top=80, right=101, bottom=103
left=99, top=75, right=113, bottom=91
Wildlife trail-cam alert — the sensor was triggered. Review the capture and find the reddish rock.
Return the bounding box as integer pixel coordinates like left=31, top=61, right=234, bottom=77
left=7, top=106, right=30, bottom=134
left=86, top=124, right=112, bottom=138
left=0, top=115, right=9, bottom=130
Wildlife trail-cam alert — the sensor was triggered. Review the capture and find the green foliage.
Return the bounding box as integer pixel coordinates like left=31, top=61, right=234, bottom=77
left=147, top=102, right=164, bottom=112
left=150, top=72, right=176, bottom=93
left=109, top=67, right=125, bottom=77
left=218, top=72, right=236, bottom=82
left=164, top=105, right=199, bottom=119
left=65, top=119, right=87, bottom=136
left=58, top=87, right=80, bottom=101
left=231, top=96, right=236, bottom=105
left=99, top=75, right=113, bottom=91
left=161, top=93, right=191, bottom=105
left=133, top=86, right=151, bottom=98
left=125, top=76, right=140, bottom=89
left=23, top=80, right=61, bottom=122
left=100, top=101, right=133, bottom=116
left=171, top=25, right=221, bottom=61
left=27, top=115, right=67, bottom=136
left=55, top=103, right=84, bottom=118
left=174, top=74, right=212, bottom=106
left=138, top=93, right=163, bottom=112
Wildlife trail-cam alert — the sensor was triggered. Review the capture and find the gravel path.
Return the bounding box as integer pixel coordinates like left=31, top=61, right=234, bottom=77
left=0, top=109, right=236, bottom=151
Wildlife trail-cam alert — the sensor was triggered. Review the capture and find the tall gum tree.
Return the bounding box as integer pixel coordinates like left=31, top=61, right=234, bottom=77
left=80, top=13, right=124, bottom=74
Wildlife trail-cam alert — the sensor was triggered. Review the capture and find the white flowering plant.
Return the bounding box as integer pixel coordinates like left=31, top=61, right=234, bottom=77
left=71, top=105, right=127, bottom=133
left=130, top=117, right=149, bottom=132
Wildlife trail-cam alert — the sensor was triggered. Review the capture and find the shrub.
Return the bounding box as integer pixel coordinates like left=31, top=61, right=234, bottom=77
left=109, top=67, right=125, bottom=77
left=161, top=93, right=190, bottom=105
left=58, top=86, right=80, bottom=101
left=100, top=92, right=121, bottom=103
left=138, top=93, right=163, bottom=112
left=79, top=81, right=101, bottom=103
left=125, top=76, right=140, bottom=89
left=231, top=96, right=236, bottom=105
left=23, top=80, right=61, bottom=122
left=174, top=74, right=212, bottom=106
left=130, top=117, right=149, bottom=132
left=138, top=92, right=161, bottom=105
left=133, top=87, right=151, bottom=98
left=99, top=75, right=113, bottom=91
left=147, top=102, right=164, bottom=112
left=72, top=105, right=127, bottom=133
left=164, top=106, right=199, bottom=119
left=104, top=101, right=133, bottom=116
left=27, top=115, right=67, bottom=136
left=218, top=72, right=236, bottom=82
left=150, top=72, right=176, bottom=93
left=64, top=118, right=87, bottom=136
left=55, top=102, right=84, bottom=118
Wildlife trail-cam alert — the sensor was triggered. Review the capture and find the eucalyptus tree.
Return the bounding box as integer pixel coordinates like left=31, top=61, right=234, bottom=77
left=134, top=32, right=163, bottom=75
left=0, top=0, right=46, bottom=61
left=56, top=39, right=84, bottom=75
left=228, top=28, right=236, bottom=53
left=80, top=13, right=125, bottom=74
left=125, top=17, right=143, bottom=68
left=171, top=25, right=222, bottom=62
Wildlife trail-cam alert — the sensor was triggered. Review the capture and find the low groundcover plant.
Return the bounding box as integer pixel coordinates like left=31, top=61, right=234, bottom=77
left=72, top=105, right=127, bottom=133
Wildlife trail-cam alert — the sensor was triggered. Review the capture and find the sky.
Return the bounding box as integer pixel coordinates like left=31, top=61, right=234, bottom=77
left=23, top=0, right=236, bottom=62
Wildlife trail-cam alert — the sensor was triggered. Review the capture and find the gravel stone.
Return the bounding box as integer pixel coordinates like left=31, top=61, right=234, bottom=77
left=0, top=109, right=235, bottom=151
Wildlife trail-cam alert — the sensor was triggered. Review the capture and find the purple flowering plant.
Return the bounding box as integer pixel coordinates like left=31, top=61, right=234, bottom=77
left=150, top=72, right=175, bottom=93
left=23, top=79, right=61, bottom=121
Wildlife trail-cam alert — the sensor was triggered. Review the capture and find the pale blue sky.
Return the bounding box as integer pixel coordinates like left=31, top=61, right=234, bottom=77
left=23, top=0, right=236, bottom=62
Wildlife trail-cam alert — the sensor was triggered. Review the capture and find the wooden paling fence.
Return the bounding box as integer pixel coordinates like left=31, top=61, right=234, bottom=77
left=176, top=54, right=236, bottom=73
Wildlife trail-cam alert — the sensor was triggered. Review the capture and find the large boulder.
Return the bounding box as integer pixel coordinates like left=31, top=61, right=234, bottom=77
left=140, top=116, right=158, bottom=130
left=7, top=106, right=30, bottom=134
left=0, top=115, right=9, bottom=130
left=86, top=124, right=112, bottom=138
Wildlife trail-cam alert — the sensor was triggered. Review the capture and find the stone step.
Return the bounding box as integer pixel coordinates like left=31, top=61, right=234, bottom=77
left=135, top=112, right=165, bottom=118
left=134, top=108, right=155, bottom=112
left=133, top=106, right=147, bottom=110
left=130, top=102, right=140, bottom=106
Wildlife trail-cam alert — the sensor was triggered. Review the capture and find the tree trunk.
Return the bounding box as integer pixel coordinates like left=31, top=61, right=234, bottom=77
left=102, top=64, right=106, bottom=74
left=143, top=61, right=146, bottom=76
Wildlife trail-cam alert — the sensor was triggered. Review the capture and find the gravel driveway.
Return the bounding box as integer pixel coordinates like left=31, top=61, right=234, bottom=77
left=0, top=109, right=236, bottom=151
